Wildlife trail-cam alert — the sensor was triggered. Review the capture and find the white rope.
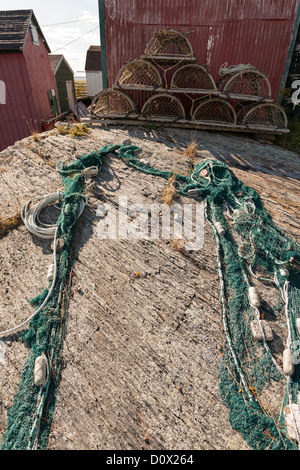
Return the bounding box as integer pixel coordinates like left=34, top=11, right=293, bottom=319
left=205, top=201, right=253, bottom=401
left=3, top=172, right=92, bottom=448
left=274, top=273, right=300, bottom=448
left=170, top=180, right=181, bottom=192
left=223, top=201, right=235, bottom=219
left=81, top=166, right=98, bottom=178
left=241, top=268, right=284, bottom=375
left=218, top=62, right=258, bottom=76
left=0, top=227, right=58, bottom=337
left=284, top=281, right=293, bottom=351
left=21, top=191, right=63, bottom=240
left=253, top=305, right=284, bottom=376
left=0, top=190, right=85, bottom=337
left=287, top=375, right=300, bottom=450
left=274, top=274, right=292, bottom=349
left=190, top=163, right=211, bottom=185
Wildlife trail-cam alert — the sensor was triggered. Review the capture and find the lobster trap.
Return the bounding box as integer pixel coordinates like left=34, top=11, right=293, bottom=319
left=140, top=93, right=186, bottom=122
left=142, top=29, right=196, bottom=63
left=114, top=59, right=163, bottom=91
left=170, top=64, right=218, bottom=95
left=90, top=89, right=137, bottom=118
left=191, top=98, right=237, bottom=126
left=218, top=70, right=272, bottom=101
left=84, top=28, right=289, bottom=135
left=237, top=102, right=288, bottom=130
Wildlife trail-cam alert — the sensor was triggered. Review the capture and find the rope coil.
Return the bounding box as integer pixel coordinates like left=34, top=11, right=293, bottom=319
left=218, top=62, right=259, bottom=76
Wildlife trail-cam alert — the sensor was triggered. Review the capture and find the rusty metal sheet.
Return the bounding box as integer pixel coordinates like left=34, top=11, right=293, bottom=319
left=103, top=0, right=299, bottom=99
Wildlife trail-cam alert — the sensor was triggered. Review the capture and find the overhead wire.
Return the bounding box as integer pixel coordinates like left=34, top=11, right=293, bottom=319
left=41, top=17, right=98, bottom=27
left=52, top=27, right=99, bottom=53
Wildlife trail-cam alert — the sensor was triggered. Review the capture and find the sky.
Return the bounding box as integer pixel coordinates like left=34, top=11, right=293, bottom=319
left=2, top=0, right=101, bottom=78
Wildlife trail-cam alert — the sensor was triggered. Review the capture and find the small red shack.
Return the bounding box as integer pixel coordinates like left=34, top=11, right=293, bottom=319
left=0, top=10, right=58, bottom=152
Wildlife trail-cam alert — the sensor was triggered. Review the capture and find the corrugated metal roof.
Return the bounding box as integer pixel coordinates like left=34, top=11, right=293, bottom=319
left=103, top=0, right=299, bottom=100
left=0, top=9, right=50, bottom=52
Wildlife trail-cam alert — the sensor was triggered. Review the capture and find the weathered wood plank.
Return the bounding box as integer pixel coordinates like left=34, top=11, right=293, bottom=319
left=81, top=117, right=290, bottom=134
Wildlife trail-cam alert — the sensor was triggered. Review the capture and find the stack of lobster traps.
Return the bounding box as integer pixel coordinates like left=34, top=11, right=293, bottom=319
left=84, top=29, right=288, bottom=135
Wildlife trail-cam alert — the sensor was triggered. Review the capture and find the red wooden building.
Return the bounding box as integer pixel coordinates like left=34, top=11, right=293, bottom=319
left=99, top=0, right=300, bottom=102
left=0, top=10, right=58, bottom=152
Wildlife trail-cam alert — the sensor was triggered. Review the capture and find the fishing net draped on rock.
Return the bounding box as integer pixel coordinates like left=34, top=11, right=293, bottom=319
left=2, top=139, right=299, bottom=450
left=100, top=152, right=300, bottom=451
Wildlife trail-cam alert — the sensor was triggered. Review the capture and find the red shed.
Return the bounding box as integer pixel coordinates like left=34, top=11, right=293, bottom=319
left=99, top=0, right=300, bottom=102
left=0, top=10, right=58, bottom=152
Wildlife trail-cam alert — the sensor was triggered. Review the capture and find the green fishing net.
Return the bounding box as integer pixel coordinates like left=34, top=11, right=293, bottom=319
left=2, top=146, right=300, bottom=450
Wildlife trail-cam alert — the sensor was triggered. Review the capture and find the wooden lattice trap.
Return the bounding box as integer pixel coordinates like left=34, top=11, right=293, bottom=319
left=237, top=102, right=288, bottom=131
left=191, top=98, right=237, bottom=126
left=139, top=93, right=186, bottom=122
left=170, top=64, right=218, bottom=95
left=113, top=59, right=163, bottom=91
left=90, top=89, right=138, bottom=118
left=142, top=29, right=196, bottom=63
left=218, top=70, right=272, bottom=102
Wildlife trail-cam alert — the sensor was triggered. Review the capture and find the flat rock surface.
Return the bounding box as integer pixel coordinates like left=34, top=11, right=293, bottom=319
left=0, top=125, right=299, bottom=450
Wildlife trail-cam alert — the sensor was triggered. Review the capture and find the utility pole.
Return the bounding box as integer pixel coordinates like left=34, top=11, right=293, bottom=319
left=98, top=0, right=108, bottom=89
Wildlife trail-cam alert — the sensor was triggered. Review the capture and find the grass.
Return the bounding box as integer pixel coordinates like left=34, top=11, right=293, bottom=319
left=182, top=140, right=198, bottom=163
left=181, top=140, right=199, bottom=173
left=161, top=141, right=199, bottom=206
left=56, top=123, right=91, bottom=138
left=24, top=117, right=40, bottom=142
left=32, top=131, right=39, bottom=142
left=275, top=114, right=300, bottom=154
left=56, top=123, right=70, bottom=135
left=161, top=174, right=177, bottom=206
left=69, top=124, right=91, bottom=137
left=143, top=122, right=158, bottom=131
left=171, top=238, right=185, bottom=253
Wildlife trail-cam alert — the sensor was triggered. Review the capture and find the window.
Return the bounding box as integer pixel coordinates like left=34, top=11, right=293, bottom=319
left=29, top=20, right=39, bottom=46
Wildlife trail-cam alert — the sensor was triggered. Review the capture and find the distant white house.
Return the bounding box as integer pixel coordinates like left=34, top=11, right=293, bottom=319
left=85, top=45, right=103, bottom=97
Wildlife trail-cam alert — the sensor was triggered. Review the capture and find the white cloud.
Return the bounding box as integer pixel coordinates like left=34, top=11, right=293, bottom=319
left=78, top=10, right=99, bottom=21
left=8, top=1, right=100, bottom=76
left=47, top=21, right=100, bottom=76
